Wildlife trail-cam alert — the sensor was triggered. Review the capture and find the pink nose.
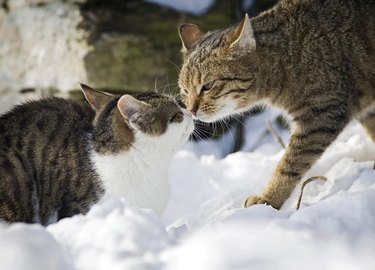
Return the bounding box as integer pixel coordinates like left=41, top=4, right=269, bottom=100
left=188, top=106, right=198, bottom=117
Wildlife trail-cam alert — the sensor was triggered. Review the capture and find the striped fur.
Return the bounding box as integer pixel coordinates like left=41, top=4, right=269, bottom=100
left=0, top=87, right=193, bottom=224
left=178, top=0, right=375, bottom=209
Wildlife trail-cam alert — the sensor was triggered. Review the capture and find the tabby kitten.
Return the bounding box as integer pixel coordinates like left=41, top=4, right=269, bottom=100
left=178, top=0, right=375, bottom=209
left=0, top=84, right=193, bottom=224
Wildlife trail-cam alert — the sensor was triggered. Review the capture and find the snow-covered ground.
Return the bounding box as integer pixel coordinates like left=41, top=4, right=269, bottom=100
left=145, top=0, right=214, bottom=15
left=1, top=94, right=375, bottom=270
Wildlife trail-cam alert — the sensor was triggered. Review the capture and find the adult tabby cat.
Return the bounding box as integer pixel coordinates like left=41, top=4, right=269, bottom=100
left=178, top=0, right=375, bottom=209
left=0, top=84, right=194, bottom=224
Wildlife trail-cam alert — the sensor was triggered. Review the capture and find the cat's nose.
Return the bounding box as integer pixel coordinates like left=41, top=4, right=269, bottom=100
left=182, top=108, right=193, bottom=118
left=189, top=110, right=196, bottom=117
left=188, top=105, right=198, bottom=117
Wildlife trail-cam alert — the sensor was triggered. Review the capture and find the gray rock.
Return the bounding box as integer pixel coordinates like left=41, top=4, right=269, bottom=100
left=0, top=0, right=238, bottom=94
left=0, top=0, right=87, bottom=93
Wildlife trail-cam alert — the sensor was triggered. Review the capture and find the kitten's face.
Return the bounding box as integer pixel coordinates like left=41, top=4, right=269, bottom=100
left=122, top=92, right=194, bottom=149
left=178, top=16, right=258, bottom=123
left=81, top=84, right=194, bottom=153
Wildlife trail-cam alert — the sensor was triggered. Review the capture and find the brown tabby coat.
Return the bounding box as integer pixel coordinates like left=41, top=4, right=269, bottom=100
left=0, top=85, right=187, bottom=224
left=178, top=0, right=375, bottom=209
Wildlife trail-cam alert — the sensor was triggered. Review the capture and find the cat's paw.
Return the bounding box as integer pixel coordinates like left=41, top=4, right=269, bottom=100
left=243, top=195, right=270, bottom=208
left=243, top=195, right=283, bottom=209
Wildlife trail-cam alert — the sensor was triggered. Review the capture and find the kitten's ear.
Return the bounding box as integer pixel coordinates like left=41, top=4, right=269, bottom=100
left=178, top=23, right=204, bottom=52
left=80, top=83, right=113, bottom=111
left=117, top=95, right=151, bottom=129
left=227, top=14, right=256, bottom=51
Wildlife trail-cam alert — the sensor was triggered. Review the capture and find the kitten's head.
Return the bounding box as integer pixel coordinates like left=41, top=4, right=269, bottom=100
left=178, top=15, right=258, bottom=123
left=81, top=84, right=194, bottom=154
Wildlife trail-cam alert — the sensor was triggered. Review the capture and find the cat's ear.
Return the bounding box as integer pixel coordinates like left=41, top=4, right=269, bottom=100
left=227, top=14, right=256, bottom=51
left=80, top=83, right=113, bottom=111
left=117, top=95, right=151, bottom=130
left=178, top=23, right=204, bottom=52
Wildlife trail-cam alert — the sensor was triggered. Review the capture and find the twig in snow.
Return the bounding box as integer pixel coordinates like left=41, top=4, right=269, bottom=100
left=266, top=119, right=286, bottom=149
left=296, top=176, right=327, bottom=210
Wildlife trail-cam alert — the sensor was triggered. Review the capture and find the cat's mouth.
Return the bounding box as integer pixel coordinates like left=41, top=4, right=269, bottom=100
left=195, top=114, right=214, bottom=123
left=194, top=113, right=226, bottom=123
left=195, top=106, right=225, bottom=123
left=196, top=102, right=238, bottom=123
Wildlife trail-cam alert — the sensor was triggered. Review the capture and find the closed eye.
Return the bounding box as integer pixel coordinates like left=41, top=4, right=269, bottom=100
left=181, top=89, right=189, bottom=96
left=170, top=111, right=184, bottom=123
left=201, top=81, right=215, bottom=92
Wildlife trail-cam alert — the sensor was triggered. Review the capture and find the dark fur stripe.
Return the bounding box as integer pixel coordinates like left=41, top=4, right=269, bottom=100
left=178, top=0, right=375, bottom=210
left=294, top=126, right=340, bottom=140
left=279, top=169, right=300, bottom=178
left=213, top=88, right=248, bottom=100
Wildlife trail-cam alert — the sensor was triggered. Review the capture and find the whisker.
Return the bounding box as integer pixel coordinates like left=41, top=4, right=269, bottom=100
left=218, top=116, right=236, bottom=153
left=209, top=110, right=237, bottom=153
left=154, top=76, right=158, bottom=93
left=193, top=126, right=214, bottom=140
left=164, top=72, right=170, bottom=95
left=166, top=59, right=181, bottom=72
left=191, top=128, right=212, bottom=153
left=170, top=86, right=180, bottom=98
left=155, top=82, right=177, bottom=93
left=231, top=114, right=247, bottom=129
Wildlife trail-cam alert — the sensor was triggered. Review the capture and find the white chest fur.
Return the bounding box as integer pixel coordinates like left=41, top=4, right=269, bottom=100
left=90, top=147, right=173, bottom=215
left=89, top=110, right=194, bottom=215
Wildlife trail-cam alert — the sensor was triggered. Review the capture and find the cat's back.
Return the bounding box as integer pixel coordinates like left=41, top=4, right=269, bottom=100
left=0, top=97, right=98, bottom=224
left=0, top=97, right=94, bottom=149
left=276, top=0, right=375, bottom=43
left=265, top=0, right=375, bottom=105
left=0, top=97, right=93, bottom=126
left=0, top=97, right=95, bottom=177
left=280, top=0, right=375, bottom=17
left=255, top=0, right=375, bottom=60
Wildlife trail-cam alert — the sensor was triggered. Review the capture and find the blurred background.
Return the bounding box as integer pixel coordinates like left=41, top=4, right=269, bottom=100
left=0, top=0, right=287, bottom=157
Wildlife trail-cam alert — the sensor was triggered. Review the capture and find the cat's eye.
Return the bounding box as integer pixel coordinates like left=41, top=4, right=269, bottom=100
left=170, top=111, right=183, bottom=123
left=201, top=81, right=215, bottom=92
left=181, top=89, right=189, bottom=96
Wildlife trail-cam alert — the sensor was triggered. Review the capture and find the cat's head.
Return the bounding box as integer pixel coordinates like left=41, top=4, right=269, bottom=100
left=80, top=84, right=194, bottom=154
left=178, top=15, right=259, bottom=123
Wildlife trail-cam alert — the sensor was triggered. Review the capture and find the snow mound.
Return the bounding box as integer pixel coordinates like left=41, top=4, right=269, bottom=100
left=48, top=199, right=169, bottom=270
left=0, top=223, right=72, bottom=270
left=145, top=0, right=214, bottom=15
left=1, top=100, right=375, bottom=269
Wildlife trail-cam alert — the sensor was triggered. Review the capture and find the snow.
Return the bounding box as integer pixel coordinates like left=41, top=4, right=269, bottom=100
left=48, top=199, right=169, bottom=270
left=1, top=93, right=375, bottom=269
left=144, top=0, right=214, bottom=15
left=0, top=223, right=73, bottom=270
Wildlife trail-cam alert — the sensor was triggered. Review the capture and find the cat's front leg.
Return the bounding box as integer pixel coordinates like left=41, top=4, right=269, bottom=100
left=244, top=110, right=350, bottom=209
